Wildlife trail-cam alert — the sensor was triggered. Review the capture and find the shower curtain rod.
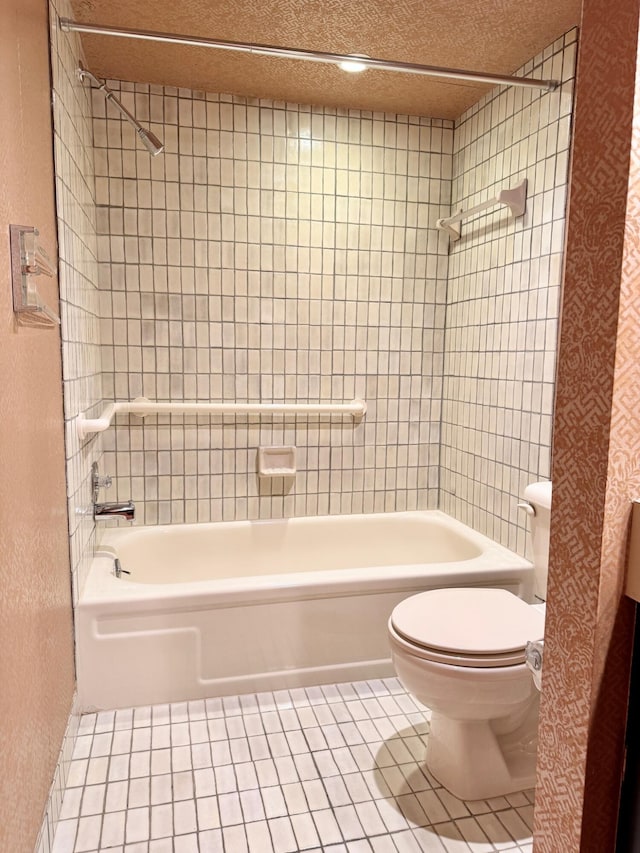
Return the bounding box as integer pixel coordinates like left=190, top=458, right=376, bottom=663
left=59, top=18, right=560, bottom=93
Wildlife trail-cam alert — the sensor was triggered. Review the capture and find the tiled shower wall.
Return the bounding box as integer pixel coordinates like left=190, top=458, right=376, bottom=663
left=51, top=29, right=575, bottom=545
left=95, top=91, right=453, bottom=524
left=440, top=32, right=576, bottom=555
left=50, top=1, right=103, bottom=601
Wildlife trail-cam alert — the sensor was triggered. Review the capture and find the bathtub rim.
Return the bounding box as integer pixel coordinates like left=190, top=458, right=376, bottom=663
left=83, top=510, right=534, bottom=611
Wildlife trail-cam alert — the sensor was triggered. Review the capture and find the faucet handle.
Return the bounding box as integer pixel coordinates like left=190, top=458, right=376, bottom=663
left=91, top=461, right=112, bottom=505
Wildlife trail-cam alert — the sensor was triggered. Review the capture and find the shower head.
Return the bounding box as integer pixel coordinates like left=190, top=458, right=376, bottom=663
left=78, top=65, right=164, bottom=157
left=136, top=127, right=164, bottom=157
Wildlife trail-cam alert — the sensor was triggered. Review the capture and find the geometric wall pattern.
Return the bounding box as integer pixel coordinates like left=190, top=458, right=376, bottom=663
left=534, top=1, right=640, bottom=850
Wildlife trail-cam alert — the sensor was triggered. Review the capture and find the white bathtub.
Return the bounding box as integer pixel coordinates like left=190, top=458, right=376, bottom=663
left=76, top=511, right=533, bottom=711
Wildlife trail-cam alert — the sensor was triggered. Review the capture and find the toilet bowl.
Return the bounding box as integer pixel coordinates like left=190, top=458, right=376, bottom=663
left=388, top=587, right=544, bottom=800
left=387, top=481, right=552, bottom=801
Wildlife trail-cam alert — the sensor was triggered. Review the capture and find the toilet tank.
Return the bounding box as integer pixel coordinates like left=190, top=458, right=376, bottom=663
left=523, top=481, right=552, bottom=601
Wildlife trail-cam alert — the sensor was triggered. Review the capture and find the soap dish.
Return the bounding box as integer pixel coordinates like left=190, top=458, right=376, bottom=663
left=258, top=446, right=296, bottom=477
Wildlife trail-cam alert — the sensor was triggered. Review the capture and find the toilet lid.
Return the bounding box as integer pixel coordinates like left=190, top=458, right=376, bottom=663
left=390, top=588, right=545, bottom=660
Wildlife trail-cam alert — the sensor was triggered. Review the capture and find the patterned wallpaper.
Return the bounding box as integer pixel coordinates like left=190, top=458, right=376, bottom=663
left=95, top=88, right=452, bottom=525
left=440, top=31, right=575, bottom=559
left=534, top=2, right=640, bottom=850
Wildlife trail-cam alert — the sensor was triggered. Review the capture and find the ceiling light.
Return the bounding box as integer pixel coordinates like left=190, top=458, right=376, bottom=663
left=339, top=56, right=368, bottom=74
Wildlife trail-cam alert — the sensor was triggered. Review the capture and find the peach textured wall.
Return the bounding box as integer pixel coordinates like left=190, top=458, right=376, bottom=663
left=0, top=1, right=75, bottom=852
left=534, top=0, right=640, bottom=850
left=585, top=18, right=640, bottom=845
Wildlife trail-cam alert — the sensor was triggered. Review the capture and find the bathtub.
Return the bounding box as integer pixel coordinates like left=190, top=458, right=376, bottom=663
left=76, top=511, right=533, bottom=711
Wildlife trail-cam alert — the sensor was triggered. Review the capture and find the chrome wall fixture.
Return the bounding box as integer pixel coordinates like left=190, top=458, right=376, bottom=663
left=77, top=65, right=164, bottom=156
left=60, top=19, right=560, bottom=93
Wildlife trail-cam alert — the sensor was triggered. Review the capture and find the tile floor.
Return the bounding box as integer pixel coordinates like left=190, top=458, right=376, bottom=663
left=52, top=679, right=534, bottom=853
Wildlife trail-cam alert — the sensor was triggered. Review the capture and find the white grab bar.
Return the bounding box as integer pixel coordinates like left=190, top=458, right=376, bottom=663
left=76, top=398, right=367, bottom=440
left=436, top=179, right=527, bottom=241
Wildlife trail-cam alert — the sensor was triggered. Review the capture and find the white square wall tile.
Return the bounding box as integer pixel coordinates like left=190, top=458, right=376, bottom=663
left=87, top=71, right=452, bottom=526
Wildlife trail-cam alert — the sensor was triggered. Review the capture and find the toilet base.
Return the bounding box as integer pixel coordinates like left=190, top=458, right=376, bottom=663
left=426, top=698, right=539, bottom=801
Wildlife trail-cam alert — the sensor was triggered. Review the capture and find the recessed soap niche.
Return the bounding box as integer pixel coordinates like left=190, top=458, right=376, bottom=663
left=257, top=446, right=297, bottom=478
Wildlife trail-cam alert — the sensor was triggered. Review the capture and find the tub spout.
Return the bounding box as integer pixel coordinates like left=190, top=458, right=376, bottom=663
left=94, top=501, right=135, bottom=521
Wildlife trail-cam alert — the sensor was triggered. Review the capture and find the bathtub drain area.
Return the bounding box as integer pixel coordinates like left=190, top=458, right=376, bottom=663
left=52, top=678, right=533, bottom=853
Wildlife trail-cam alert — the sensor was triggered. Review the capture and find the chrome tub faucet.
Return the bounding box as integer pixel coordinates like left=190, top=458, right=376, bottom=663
left=91, top=461, right=135, bottom=521
left=95, top=501, right=136, bottom=521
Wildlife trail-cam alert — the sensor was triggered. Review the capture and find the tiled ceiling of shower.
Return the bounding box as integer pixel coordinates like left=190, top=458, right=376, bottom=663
left=68, top=0, right=581, bottom=118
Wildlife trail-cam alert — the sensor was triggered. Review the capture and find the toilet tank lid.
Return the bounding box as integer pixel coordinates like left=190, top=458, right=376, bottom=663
left=523, top=480, right=552, bottom=510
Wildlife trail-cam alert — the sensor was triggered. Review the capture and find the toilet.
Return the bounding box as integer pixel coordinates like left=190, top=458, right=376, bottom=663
left=388, top=481, right=552, bottom=801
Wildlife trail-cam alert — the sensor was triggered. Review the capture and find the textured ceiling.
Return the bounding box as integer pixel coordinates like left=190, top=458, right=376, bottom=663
left=68, top=0, right=582, bottom=119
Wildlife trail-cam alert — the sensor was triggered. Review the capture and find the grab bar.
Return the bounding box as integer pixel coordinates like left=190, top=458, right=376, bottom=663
left=436, top=179, right=527, bottom=241
left=77, top=397, right=367, bottom=440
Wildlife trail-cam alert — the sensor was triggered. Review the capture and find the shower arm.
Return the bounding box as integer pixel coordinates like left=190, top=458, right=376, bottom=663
left=78, top=66, right=141, bottom=128
left=77, top=64, right=164, bottom=155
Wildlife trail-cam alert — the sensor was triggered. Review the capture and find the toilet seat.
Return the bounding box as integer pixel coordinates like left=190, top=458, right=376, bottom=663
left=390, top=588, right=545, bottom=669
